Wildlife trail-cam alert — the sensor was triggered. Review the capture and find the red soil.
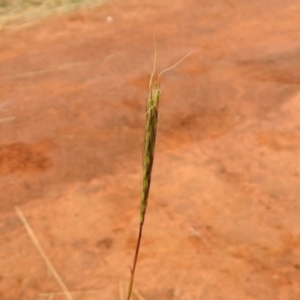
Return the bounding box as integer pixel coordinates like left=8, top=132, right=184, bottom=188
left=1, top=0, right=300, bottom=299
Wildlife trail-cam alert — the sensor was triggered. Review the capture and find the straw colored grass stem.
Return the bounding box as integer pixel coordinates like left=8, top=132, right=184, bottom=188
left=15, top=206, right=73, bottom=300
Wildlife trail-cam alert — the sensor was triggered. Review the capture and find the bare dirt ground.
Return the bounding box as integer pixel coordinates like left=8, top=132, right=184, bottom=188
left=1, top=0, right=300, bottom=299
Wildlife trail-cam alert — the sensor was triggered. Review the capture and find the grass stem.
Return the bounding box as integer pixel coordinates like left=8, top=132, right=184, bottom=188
left=126, top=46, right=192, bottom=300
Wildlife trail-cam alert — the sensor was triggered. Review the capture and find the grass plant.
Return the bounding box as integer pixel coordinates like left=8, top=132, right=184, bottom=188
left=0, top=0, right=107, bottom=29
left=126, top=47, right=192, bottom=300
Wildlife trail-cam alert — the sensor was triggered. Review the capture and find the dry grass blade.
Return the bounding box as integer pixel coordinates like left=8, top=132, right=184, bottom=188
left=0, top=116, right=15, bottom=123
left=133, top=288, right=146, bottom=300
left=39, top=289, right=102, bottom=297
left=48, top=294, right=54, bottom=300
left=0, top=61, right=90, bottom=80
left=0, top=0, right=107, bottom=30
left=119, top=280, right=125, bottom=300
left=15, top=206, right=73, bottom=300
